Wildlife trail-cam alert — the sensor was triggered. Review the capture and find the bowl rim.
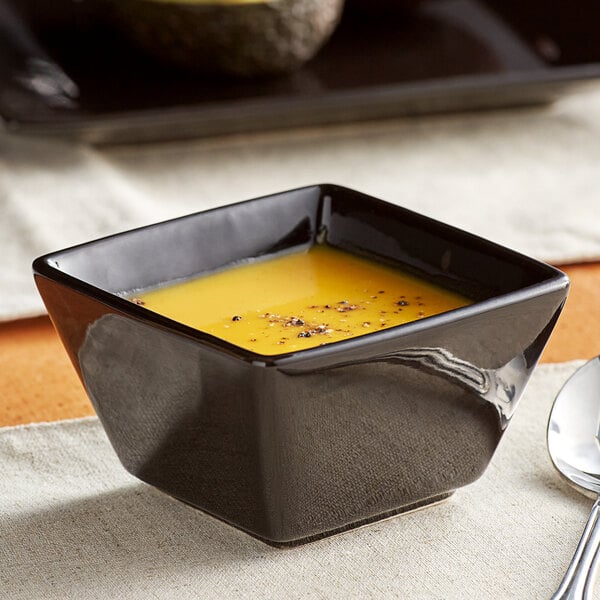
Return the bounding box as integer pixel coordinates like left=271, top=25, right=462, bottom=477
left=32, top=183, right=570, bottom=367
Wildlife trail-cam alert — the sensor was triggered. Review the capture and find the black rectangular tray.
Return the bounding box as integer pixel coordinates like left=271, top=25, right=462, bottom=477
left=2, top=0, right=599, bottom=144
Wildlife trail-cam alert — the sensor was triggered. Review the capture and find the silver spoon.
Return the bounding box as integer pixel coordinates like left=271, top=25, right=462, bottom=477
left=548, top=356, right=600, bottom=600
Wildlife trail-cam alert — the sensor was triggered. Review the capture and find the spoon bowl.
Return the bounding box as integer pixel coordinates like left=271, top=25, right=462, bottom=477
left=548, top=356, right=600, bottom=599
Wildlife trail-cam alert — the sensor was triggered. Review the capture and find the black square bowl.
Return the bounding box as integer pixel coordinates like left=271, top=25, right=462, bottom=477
left=33, top=184, right=568, bottom=547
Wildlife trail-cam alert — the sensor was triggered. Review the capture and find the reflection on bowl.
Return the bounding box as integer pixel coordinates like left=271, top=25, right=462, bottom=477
left=33, top=184, right=568, bottom=546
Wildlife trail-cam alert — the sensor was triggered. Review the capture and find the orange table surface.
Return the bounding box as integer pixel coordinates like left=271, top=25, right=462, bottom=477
left=1, top=262, right=599, bottom=428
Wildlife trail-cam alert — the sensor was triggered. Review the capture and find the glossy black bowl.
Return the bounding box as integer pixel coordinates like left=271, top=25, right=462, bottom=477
left=33, top=184, right=568, bottom=546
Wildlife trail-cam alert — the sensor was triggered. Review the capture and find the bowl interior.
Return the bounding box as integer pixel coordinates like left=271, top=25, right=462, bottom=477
left=35, top=184, right=562, bottom=356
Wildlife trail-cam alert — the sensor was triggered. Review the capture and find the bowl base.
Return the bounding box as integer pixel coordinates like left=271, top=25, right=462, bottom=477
left=176, top=491, right=455, bottom=548
left=266, top=491, right=455, bottom=548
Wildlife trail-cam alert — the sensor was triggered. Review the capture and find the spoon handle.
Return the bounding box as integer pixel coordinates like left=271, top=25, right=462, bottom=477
left=553, top=497, right=600, bottom=600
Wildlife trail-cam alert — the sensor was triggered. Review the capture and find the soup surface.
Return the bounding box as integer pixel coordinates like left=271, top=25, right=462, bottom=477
left=131, top=245, right=472, bottom=355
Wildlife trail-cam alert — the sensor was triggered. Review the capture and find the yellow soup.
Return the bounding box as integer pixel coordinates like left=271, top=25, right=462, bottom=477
left=131, top=245, right=472, bottom=355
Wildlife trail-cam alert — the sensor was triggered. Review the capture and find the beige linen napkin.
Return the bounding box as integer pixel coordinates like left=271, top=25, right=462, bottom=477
left=3, top=87, right=600, bottom=322
left=0, top=361, right=596, bottom=599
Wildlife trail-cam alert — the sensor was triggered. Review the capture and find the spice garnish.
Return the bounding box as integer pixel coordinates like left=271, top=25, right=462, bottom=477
left=336, top=304, right=358, bottom=312
left=285, top=316, right=305, bottom=327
